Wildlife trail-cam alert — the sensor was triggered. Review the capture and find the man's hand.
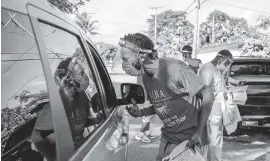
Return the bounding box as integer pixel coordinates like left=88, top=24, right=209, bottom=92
left=47, top=133, right=56, bottom=145
left=126, top=104, right=142, bottom=118
left=186, top=132, right=201, bottom=150
left=95, top=112, right=104, bottom=124
left=239, top=81, right=247, bottom=86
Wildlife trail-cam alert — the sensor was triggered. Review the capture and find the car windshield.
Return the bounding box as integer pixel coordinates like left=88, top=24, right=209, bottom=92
left=230, top=62, right=270, bottom=76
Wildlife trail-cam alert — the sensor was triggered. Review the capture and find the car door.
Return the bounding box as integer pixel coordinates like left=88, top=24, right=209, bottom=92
left=1, top=7, right=52, bottom=161
left=27, top=5, right=128, bottom=161
left=72, top=39, right=129, bottom=161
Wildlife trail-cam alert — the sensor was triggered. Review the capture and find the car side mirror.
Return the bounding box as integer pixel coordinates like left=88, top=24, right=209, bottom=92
left=121, top=83, right=145, bottom=105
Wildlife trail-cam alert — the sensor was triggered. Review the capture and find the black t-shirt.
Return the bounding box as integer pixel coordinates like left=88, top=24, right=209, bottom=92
left=142, top=58, right=207, bottom=144
left=34, top=89, right=90, bottom=147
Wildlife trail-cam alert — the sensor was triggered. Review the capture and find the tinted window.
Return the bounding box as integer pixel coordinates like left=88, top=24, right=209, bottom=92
left=87, top=43, right=117, bottom=112
left=38, top=22, right=105, bottom=149
left=1, top=9, right=49, bottom=160
left=230, top=62, right=270, bottom=76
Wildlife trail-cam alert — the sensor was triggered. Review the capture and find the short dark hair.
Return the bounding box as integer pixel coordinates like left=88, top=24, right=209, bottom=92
left=218, top=49, right=233, bottom=58
left=182, top=45, right=192, bottom=54
left=123, top=33, right=154, bottom=50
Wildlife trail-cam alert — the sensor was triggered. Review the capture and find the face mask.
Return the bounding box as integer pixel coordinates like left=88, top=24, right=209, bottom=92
left=72, top=72, right=90, bottom=92
left=61, top=77, right=77, bottom=99
left=122, top=58, right=142, bottom=76
left=68, top=61, right=90, bottom=92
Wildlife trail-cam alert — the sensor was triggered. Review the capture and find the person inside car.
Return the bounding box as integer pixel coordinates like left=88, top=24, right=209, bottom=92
left=123, top=85, right=144, bottom=102
left=31, top=57, right=104, bottom=161
left=120, top=33, right=214, bottom=161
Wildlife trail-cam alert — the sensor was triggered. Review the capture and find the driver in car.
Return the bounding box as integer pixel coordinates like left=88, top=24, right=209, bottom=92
left=31, top=57, right=104, bottom=161
left=123, top=85, right=143, bottom=102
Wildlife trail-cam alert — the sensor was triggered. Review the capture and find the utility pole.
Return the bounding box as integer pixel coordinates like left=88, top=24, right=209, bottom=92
left=149, top=7, right=163, bottom=43
left=192, top=0, right=200, bottom=58
left=212, top=15, right=215, bottom=44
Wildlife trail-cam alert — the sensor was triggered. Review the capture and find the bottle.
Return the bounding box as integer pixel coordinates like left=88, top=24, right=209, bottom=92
left=119, top=115, right=129, bottom=145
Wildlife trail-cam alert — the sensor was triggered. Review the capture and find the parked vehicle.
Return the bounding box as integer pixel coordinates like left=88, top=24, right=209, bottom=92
left=225, top=56, right=270, bottom=132
left=1, top=0, right=145, bottom=160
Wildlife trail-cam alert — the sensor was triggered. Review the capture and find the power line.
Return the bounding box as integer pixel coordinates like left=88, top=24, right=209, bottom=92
left=1, top=22, right=64, bottom=75
left=1, top=45, right=35, bottom=75
left=2, top=58, right=63, bottom=62
left=2, top=52, right=67, bottom=56
left=209, top=0, right=270, bottom=15
left=46, top=48, right=63, bottom=60
left=184, top=0, right=196, bottom=13
left=1, top=75, right=43, bottom=107
left=44, top=28, right=58, bottom=37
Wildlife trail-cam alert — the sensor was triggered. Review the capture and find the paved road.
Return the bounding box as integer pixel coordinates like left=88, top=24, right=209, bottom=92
left=126, top=115, right=270, bottom=161
left=112, top=81, right=270, bottom=161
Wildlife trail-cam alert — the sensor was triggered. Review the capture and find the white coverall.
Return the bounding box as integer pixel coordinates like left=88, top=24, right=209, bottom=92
left=198, top=62, right=227, bottom=161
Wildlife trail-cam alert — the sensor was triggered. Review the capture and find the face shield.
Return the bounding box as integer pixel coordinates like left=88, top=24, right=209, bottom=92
left=217, top=55, right=233, bottom=74
left=112, top=38, right=152, bottom=76
left=59, top=57, right=89, bottom=95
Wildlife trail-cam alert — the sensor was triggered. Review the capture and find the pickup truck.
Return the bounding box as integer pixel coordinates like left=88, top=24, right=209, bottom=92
left=225, top=56, right=270, bottom=132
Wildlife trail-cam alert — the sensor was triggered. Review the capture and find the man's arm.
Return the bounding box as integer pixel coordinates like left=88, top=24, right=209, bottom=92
left=86, top=112, right=104, bottom=126
left=227, top=77, right=246, bottom=86
left=196, top=86, right=214, bottom=135
left=176, top=65, right=214, bottom=147
left=140, top=105, right=156, bottom=116
left=196, top=65, right=215, bottom=135
left=126, top=103, right=156, bottom=118
left=198, top=66, right=213, bottom=86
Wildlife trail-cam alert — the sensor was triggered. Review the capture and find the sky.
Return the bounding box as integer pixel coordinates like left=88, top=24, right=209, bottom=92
left=74, top=0, right=270, bottom=45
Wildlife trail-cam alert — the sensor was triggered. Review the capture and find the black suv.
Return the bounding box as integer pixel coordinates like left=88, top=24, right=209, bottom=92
left=225, top=56, right=270, bottom=131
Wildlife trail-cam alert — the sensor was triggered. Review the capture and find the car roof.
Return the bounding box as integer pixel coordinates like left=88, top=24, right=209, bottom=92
left=1, top=0, right=96, bottom=47
left=233, top=56, right=270, bottom=62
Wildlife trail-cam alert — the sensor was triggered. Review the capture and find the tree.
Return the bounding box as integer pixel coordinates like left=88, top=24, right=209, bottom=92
left=240, top=36, right=270, bottom=57
left=95, top=42, right=117, bottom=63
left=256, top=16, right=270, bottom=30
left=207, top=10, right=230, bottom=22
left=48, top=0, right=90, bottom=14
left=14, top=90, right=49, bottom=108
left=147, top=10, right=194, bottom=58
left=200, top=10, right=251, bottom=46
left=14, top=90, right=31, bottom=105
left=25, top=91, right=49, bottom=110
left=75, top=12, right=100, bottom=36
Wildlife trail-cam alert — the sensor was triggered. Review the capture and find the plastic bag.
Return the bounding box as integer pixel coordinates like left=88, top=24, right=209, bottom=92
left=227, top=85, right=248, bottom=105
left=162, top=140, right=205, bottom=161
left=222, top=96, right=242, bottom=134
